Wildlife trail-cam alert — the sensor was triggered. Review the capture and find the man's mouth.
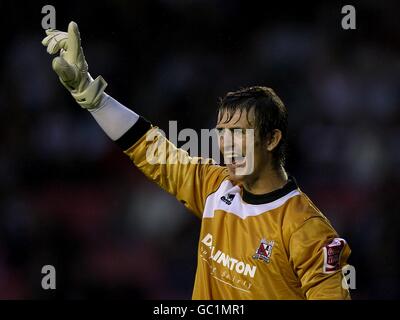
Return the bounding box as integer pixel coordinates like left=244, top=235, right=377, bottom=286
left=224, top=154, right=246, bottom=167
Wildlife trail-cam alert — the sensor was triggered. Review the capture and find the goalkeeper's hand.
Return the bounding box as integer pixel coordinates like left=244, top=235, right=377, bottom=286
left=42, top=21, right=107, bottom=110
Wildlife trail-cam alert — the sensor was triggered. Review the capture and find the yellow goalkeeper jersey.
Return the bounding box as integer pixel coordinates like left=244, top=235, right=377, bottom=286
left=116, top=119, right=351, bottom=300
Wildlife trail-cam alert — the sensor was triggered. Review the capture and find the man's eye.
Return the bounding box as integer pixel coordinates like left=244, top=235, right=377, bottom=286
left=233, top=129, right=246, bottom=136
left=216, top=128, right=226, bottom=135
left=216, top=128, right=246, bottom=137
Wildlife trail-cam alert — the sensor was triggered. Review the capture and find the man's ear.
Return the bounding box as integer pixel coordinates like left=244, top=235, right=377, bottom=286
left=266, top=129, right=282, bottom=152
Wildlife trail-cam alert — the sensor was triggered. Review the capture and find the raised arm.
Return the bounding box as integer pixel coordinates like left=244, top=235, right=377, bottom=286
left=42, top=21, right=228, bottom=218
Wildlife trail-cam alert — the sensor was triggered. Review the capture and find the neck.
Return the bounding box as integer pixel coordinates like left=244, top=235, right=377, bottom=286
left=243, top=165, right=288, bottom=195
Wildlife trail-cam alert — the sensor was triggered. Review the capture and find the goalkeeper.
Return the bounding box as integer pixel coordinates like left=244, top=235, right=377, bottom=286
left=42, top=22, right=352, bottom=299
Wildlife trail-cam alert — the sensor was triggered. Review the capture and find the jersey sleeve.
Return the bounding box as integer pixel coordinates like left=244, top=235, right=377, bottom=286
left=115, top=117, right=229, bottom=219
left=289, top=216, right=352, bottom=300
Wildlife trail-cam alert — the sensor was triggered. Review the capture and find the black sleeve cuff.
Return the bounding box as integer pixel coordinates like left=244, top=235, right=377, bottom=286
left=115, top=116, right=152, bottom=150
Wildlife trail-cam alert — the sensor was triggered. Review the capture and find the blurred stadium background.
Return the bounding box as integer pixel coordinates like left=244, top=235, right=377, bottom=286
left=0, top=0, right=399, bottom=299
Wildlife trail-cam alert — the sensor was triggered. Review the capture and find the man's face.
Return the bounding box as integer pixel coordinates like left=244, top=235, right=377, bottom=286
left=216, top=108, right=265, bottom=181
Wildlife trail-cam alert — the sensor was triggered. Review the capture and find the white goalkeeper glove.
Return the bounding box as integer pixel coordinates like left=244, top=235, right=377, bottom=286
left=42, top=21, right=107, bottom=110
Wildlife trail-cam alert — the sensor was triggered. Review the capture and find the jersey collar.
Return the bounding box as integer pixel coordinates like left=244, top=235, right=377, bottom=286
left=242, top=176, right=299, bottom=205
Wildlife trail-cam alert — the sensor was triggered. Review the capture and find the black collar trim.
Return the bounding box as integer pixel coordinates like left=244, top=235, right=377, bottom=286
left=242, top=176, right=299, bottom=205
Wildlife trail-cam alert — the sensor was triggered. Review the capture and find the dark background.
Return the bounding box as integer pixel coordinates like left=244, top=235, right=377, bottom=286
left=0, top=0, right=399, bottom=299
